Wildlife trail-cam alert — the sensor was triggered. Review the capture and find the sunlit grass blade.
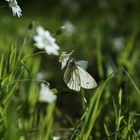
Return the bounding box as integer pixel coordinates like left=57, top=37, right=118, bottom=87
left=117, top=32, right=137, bottom=84
left=1, top=67, right=24, bottom=105
left=44, top=103, right=56, bottom=139
left=0, top=54, right=4, bottom=79
left=118, top=32, right=136, bottom=66
left=70, top=110, right=87, bottom=140
left=78, top=73, right=115, bottom=140
left=123, top=68, right=140, bottom=96
left=6, top=43, right=21, bottom=74
left=104, top=124, right=110, bottom=140
left=0, top=105, right=7, bottom=131
left=18, top=26, right=33, bottom=61
left=20, top=61, right=31, bottom=77
left=103, top=126, right=125, bottom=140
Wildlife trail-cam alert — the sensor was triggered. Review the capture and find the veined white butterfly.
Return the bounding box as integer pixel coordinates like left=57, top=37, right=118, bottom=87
left=60, top=51, right=97, bottom=91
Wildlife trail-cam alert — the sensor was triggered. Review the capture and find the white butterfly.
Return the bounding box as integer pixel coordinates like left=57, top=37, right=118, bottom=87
left=60, top=51, right=97, bottom=91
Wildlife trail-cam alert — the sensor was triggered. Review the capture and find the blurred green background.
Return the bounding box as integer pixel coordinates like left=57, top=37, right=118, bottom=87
left=0, top=0, right=140, bottom=139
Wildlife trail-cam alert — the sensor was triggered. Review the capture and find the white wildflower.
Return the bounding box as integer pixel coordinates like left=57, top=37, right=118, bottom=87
left=113, top=37, right=124, bottom=51
left=36, top=71, right=53, bottom=81
left=53, top=136, right=61, bottom=140
left=63, top=21, right=76, bottom=36
left=36, top=72, right=45, bottom=81
left=39, top=83, right=57, bottom=103
left=34, top=26, right=60, bottom=55
left=6, top=0, right=22, bottom=17
left=18, top=119, right=23, bottom=129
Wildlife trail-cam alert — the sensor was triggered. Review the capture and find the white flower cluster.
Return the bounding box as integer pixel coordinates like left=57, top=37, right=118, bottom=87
left=34, top=26, right=59, bottom=103
left=34, top=26, right=60, bottom=55
left=6, top=0, right=22, bottom=17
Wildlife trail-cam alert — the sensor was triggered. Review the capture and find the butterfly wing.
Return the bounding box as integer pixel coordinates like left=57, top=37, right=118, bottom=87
left=75, top=60, right=88, bottom=70
left=77, top=66, right=97, bottom=89
left=59, top=50, right=74, bottom=69
left=64, top=61, right=81, bottom=91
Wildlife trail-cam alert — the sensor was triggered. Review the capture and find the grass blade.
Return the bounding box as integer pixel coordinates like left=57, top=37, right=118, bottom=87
left=78, top=73, right=115, bottom=140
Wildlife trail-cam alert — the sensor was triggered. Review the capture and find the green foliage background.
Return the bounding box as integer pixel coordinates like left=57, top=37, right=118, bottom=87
left=0, top=0, right=140, bottom=139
